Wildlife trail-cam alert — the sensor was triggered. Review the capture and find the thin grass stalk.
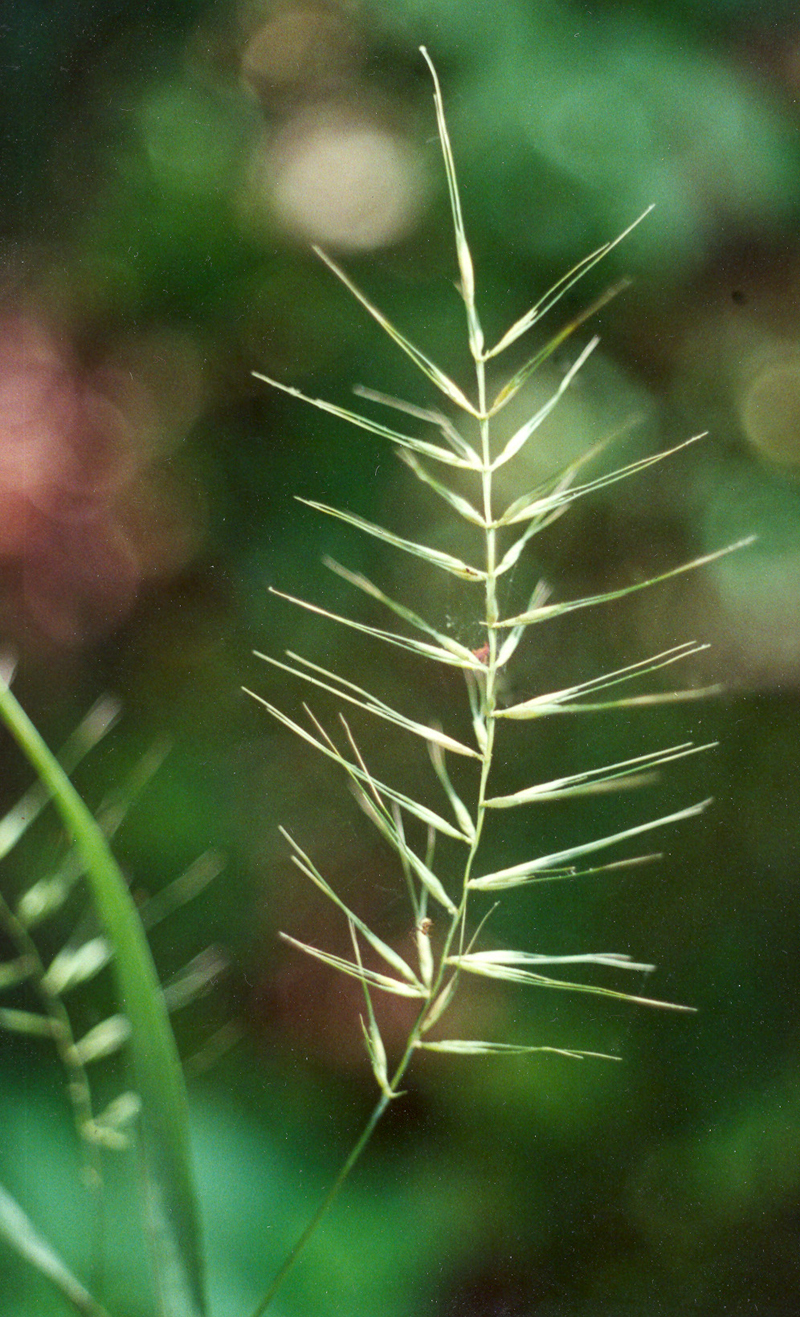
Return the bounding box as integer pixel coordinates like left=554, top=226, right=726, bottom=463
left=246, top=1019, right=424, bottom=1317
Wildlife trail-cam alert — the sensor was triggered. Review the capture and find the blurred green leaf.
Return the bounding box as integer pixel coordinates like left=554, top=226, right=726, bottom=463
left=0, top=677, right=206, bottom=1317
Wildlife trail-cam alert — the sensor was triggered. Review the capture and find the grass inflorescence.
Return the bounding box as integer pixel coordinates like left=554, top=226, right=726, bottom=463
left=246, top=46, right=750, bottom=1314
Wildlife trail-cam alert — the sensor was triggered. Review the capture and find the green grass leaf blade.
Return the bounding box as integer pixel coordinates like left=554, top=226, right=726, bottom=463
left=297, top=499, right=485, bottom=581
left=0, top=677, right=207, bottom=1317
left=0, top=1181, right=110, bottom=1317
left=496, top=539, right=757, bottom=629
left=470, top=800, right=710, bottom=890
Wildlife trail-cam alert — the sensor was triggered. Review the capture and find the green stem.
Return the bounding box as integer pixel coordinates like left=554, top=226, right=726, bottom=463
left=246, top=1094, right=388, bottom=1317
left=247, top=1012, right=428, bottom=1317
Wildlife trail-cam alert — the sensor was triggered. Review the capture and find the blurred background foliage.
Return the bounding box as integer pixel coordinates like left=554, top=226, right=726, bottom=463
left=2, top=0, right=800, bottom=1313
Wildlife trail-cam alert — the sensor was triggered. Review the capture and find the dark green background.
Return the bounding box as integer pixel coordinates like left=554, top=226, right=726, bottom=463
left=2, top=1, right=800, bottom=1313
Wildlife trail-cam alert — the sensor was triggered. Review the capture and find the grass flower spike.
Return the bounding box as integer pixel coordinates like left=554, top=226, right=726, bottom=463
left=247, top=47, right=749, bottom=1314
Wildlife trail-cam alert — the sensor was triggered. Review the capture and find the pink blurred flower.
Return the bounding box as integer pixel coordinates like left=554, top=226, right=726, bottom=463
left=0, top=314, right=196, bottom=648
